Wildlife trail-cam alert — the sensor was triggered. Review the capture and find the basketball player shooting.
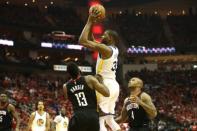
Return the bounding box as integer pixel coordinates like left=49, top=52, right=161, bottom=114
left=79, top=4, right=121, bottom=131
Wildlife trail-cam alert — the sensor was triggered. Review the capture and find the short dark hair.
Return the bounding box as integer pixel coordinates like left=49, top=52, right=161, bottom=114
left=0, top=90, right=7, bottom=96
left=67, top=62, right=80, bottom=79
left=106, top=30, right=119, bottom=44
left=36, top=100, right=44, bottom=109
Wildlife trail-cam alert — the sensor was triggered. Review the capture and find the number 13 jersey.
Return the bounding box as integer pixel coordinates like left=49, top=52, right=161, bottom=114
left=66, top=77, right=97, bottom=112
left=96, top=46, right=119, bottom=80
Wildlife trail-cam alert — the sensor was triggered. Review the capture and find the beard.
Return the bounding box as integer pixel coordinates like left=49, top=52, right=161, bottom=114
left=101, top=38, right=109, bottom=45
left=38, top=107, right=43, bottom=110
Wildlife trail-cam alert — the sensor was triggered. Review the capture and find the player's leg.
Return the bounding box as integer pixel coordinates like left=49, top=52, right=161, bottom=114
left=68, top=114, right=85, bottom=131
left=99, top=116, right=108, bottom=131
left=105, top=115, right=121, bottom=131
left=105, top=80, right=121, bottom=131
left=88, top=111, right=100, bottom=131
left=68, top=116, right=77, bottom=131
left=96, top=91, right=109, bottom=131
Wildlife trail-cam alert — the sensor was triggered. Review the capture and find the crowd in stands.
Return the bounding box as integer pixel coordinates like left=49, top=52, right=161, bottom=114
left=167, top=15, right=197, bottom=49
left=0, top=72, right=72, bottom=130
left=0, top=68, right=196, bottom=130
left=110, top=9, right=197, bottom=52
left=0, top=4, right=197, bottom=130
left=47, top=6, right=84, bottom=35
left=0, top=46, right=91, bottom=69
left=0, top=5, right=83, bottom=34
left=125, top=69, right=197, bottom=130
left=0, top=5, right=197, bottom=53
left=125, top=69, right=196, bottom=86
left=110, top=10, right=170, bottom=47
left=0, top=5, right=83, bottom=46
left=0, top=5, right=49, bottom=28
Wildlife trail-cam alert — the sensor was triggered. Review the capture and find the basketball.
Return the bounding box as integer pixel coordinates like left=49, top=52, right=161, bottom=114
left=89, top=4, right=106, bottom=20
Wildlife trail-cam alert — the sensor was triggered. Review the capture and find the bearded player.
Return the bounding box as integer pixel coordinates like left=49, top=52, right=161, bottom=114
left=79, top=5, right=121, bottom=131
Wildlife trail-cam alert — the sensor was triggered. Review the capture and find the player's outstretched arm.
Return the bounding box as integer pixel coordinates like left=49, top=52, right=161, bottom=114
left=86, top=75, right=110, bottom=97
left=79, top=14, right=96, bottom=48
left=63, top=83, right=68, bottom=99
left=79, top=13, right=112, bottom=58
left=115, top=98, right=128, bottom=123
left=9, top=104, right=20, bottom=131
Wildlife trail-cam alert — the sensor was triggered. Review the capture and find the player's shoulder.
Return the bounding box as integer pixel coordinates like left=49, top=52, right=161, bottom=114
left=54, top=115, right=61, bottom=119
left=63, top=79, right=72, bottom=86
left=31, top=111, right=36, bottom=116
left=109, top=45, right=119, bottom=56
left=109, top=45, right=119, bottom=51
left=85, top=75, right=95, bottom=81
left=141, top=92, right=150, bottom=97
left=8, top=103, right=15, bottom=108
left=110, top=45, right=118, bottom=49
left=7, top=103, right=16, bottom=112
left=65, top=116, right=69, bottom=121
left=140, top=92, right=151, bottom=100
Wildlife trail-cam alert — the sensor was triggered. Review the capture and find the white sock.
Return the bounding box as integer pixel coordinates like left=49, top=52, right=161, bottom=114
left=105, top=115, right=121, bottom=131
left=99, top=116, right=108, bottom=131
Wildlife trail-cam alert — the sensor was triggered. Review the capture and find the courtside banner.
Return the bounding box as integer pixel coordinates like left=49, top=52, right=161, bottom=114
left=53, top=65, right=92, bottom=72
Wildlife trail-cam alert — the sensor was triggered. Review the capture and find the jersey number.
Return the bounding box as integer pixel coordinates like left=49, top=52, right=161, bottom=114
left=111, top=61, right=118, bottom=71
left=0, top=116, right=3, bottom=122
left=75, top=92, right=88, bottom=106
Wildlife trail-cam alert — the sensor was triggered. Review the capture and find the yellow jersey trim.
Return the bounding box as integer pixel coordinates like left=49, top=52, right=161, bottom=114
left=97, top=59, right=104, bottom=74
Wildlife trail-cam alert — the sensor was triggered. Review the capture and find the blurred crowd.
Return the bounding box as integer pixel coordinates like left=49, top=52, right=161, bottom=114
left=0, top=5, right=83, bottom=34
left=167, top=15, right=197, bottom=49
left=0, top=73, right=72, bottom=130
left=0, top=5, right=196, bottom=52
left=125, top=69, right=197, bottom=130
left=0, top=5, right=83, bottom=45
left=0, top=46, right=91, bottom=69
left=0, top=68, right=196, bottom=130
left=110, top=10, right=169, bottom=47
left=110, top=9, right=197, bottom=51
left=0, top=4, right=197, bottom=131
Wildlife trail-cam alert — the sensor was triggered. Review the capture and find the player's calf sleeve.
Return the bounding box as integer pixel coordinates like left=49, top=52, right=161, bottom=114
left=99, top=116, right=108, bottom=131
left=105, top=116, right=121, bottom=131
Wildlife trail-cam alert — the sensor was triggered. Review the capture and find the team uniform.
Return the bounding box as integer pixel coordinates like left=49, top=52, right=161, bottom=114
left=96, top=45, right=119, bottom=114
left=31, top=111, right=47, bottom=131
left=0, top=103, right=13, bottom=131
left=125, top=92, right=150, bottom=131
left=54, top=114, right=69, bottom=131
left=66, top=76, right=99, bottom=131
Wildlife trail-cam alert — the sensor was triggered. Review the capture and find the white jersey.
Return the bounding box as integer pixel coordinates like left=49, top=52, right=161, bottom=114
left=96, top=46, right=119, bottom=79
left=54, top=115, right=69, bottom=131
left=32, top=111, right=47, bottom=131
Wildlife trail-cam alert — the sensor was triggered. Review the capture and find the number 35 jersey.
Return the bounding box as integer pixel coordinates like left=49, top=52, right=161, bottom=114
left=96, top=46, right=119, bottom=79
left=66, top=77, right=97, bottom=112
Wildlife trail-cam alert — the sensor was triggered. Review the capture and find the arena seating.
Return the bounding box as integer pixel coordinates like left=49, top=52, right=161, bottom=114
left=110, top=10, right=169, bottom=47
left=1, top=69, right=196, bottom=130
